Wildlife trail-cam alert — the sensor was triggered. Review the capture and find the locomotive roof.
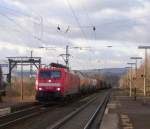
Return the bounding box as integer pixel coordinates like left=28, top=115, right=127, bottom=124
left=38, top=67, right=76, bottom=73
left=38, top=67, right=65, bottom=70
left=50, top=63, right=69, bottom=69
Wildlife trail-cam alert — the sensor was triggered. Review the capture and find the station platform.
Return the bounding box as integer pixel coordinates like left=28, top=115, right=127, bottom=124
left=100, top=89, right=150, bottom=129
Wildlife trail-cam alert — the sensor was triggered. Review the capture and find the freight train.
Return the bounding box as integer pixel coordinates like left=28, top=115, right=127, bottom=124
left=35, top=63, right=110, bottom=102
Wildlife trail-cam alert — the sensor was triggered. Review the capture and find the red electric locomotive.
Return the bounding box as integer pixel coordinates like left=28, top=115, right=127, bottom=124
left=35, top=63, right=80, bottom=101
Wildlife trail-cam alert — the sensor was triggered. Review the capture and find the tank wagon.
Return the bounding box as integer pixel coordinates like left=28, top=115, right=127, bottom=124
left=75, top=71, right=98, bottom=93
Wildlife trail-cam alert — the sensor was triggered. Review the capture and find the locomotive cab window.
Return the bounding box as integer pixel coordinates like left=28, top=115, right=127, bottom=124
left=39, top=70, right=61, bottom=79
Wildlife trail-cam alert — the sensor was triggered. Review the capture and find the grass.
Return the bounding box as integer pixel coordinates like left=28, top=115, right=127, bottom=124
left=6, top=77, right=35, bottom=97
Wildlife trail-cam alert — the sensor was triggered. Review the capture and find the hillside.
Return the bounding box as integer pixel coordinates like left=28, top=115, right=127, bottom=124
left=80, top=68, right=127, bottom=87
left=80, top=68, right=127, bottom=76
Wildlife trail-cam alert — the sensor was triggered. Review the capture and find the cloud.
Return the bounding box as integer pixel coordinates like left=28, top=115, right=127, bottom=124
left=0, top=0, right=149, bottom=69
left=84, top=0, right=144, bottom=12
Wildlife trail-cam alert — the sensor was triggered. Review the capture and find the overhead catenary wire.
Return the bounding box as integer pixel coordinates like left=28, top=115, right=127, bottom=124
left=72, top=14, right=150, bottom=29
left=80, top=1, right=96, bottom=40
left=0, top=6, right=66, bottom=45
left=42, top=14, right=149, bottom=43
left=0, top=12, right=36, bottom=39
left=0, top=13, right=26, bottom=31
left=65, top=0, right=88, bottom=41
left=1, top=1, right=149, bottom=34
left=0, top=4, right=31, bottom=16
left=0, top=2, right=45, bottom=44
left=1, top=4, right=148, bottom=43
left=0, top=11, right=45, bottom=45
left=0, top=12, right=38, bottom=43
left=0, top=5, right=42, bottom=25
left=1, top=1, right=149, bottom=49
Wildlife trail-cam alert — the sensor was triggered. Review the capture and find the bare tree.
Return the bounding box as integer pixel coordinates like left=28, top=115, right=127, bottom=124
left=0, top=65, right=3, bottom=89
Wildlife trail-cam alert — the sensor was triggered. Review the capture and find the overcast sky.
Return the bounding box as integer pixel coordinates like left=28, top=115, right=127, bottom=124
left=0, top=0, right=149, bottom=70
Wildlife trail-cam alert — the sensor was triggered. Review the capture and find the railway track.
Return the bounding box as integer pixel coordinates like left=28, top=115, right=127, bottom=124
left=84, top=92, right=110, bottom=129
left=0, top=90, right=110, bottom=129
left=0, top=102, right=58, bottom=128
left=0, top=93, right=98, bottom=129
left=47, top=90, right=111, bottom=129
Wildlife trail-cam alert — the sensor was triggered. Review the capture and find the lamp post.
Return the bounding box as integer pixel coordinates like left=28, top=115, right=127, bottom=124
left=130, top=57, right=142, bottom=100
left=127, top=63, right=136, bottom=97
left=138, top=46, right=150, bottom=103
left=130, top=57, right=142, bottom=78
left=125, top=67, right=131, bottom=89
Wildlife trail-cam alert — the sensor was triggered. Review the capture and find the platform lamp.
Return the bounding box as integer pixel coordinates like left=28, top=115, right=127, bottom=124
left=138, top=46, right=150, bottom=103
left=127, top=63, right=136, bottom=97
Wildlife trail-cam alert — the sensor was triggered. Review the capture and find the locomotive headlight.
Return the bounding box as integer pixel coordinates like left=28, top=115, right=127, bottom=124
left=56, top=88, right=61, bottom=91
left=35, top=80, right=39, bottom=90
left=39, top=87, right=42, bottom=91
left=48, top=80, right=51, bottom=82
left=35, top=80, right=38, bottom=86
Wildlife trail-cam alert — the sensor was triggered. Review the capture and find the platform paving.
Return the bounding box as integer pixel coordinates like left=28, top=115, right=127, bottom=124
left=100, top=89, right=150, bottom=129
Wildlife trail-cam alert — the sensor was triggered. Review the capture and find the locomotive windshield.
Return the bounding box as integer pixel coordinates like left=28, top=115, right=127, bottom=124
left=39, top=70, right=61, bottom=79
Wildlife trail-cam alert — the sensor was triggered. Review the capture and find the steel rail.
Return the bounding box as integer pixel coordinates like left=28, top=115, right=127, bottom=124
left=47, top=90, right=111, bottom=129
left=47, top=96, right=98, bottom=129
left=0, top=102, right=55, bottom=128
left=0, top=94, right=97, bottom=128
left=83, top=91, right=110, bottom=129
left=0, top=91, right=110, bottom=129
left=0, top=111, right=41, bottom=128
